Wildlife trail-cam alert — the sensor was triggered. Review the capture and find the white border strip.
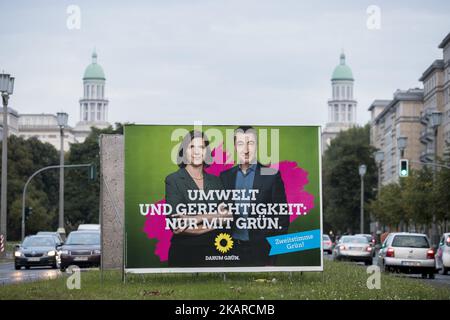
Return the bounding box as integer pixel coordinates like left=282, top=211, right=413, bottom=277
left=124, top=125, right=324, bottom=274
left=126, top=266, right=323, bottom=274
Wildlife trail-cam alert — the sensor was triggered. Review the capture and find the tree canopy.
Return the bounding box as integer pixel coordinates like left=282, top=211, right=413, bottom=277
left=322, top=124, right=377, bottom=234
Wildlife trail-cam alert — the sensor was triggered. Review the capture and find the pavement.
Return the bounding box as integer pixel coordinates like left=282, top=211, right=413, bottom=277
left=0, top=262, right=61, bottom=285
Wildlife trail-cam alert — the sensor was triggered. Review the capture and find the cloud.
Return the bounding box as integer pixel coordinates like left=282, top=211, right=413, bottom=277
left=0, top=0, right=449, bottom=127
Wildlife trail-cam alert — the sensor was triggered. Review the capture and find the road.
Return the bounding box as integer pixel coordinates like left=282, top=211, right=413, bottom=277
left=1, top=254, right=449, bottom=288
left=324, top=252, right=450, bottom=288
left=0, top=262, right=61, bottom=285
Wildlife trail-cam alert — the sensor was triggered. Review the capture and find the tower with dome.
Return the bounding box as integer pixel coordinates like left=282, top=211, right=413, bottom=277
left=321, top=52, right=358, bottom=154
left=73, top=50, right=111, bottom=142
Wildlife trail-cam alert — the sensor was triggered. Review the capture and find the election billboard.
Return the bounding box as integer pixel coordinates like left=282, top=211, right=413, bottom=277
left=124, top=124, right=323, bottom=273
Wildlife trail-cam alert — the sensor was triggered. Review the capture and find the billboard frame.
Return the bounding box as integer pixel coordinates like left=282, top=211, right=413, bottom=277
left=123, top=123, right=324, bottom=275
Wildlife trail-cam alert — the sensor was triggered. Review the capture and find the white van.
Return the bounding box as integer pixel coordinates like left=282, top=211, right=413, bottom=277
left=77, top=224, right=100, bottom=231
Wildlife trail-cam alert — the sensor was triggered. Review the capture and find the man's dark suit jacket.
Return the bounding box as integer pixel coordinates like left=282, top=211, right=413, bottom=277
left=219, top=163, right=289, bottom=263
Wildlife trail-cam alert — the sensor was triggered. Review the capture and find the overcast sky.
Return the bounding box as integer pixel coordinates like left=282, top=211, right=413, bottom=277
left=1, top=0, right=449, bottom=127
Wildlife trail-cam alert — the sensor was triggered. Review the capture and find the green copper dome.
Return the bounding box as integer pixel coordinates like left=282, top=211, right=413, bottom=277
left=331, top=53, right=353, bottom=81
left=83, top=50, right=105, bottom=80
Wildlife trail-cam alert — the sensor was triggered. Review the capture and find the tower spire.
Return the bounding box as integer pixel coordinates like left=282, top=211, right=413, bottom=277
left=340, top=50, right=346, bottom=65
left=92, top=48, right=97, bottom=64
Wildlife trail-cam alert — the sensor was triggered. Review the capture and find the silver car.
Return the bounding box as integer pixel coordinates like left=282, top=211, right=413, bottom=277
left=378, top=232, right=435, bottom=279
left=354, top=233, right=376, bottom=257
left=323, top=234, right=333, bottom=254
left=435, top=232, right=450, bottom=275
left=333, top=235, right=373, bottom=265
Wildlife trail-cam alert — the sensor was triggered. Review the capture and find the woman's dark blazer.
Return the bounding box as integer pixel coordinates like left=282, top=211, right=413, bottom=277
left=165, top=167, right=224, bottom=267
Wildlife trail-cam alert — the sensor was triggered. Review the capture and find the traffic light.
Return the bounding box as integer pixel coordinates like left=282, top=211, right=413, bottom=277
left=399, top=159, right=409, bottom=177
left=25, top=207, right=33, bottom=221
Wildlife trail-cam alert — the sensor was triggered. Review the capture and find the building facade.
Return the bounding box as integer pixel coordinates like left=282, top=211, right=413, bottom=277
left=322, top=53, right=358, bottom=154
left=369, top=89, right=424, bottom=185
left=1, top=50, right=110, bottom=151
left=438, top=33, right=450, bottom=159
left=73, top=50, right=110, bottom=143
left=418, top=59, right=445, bottom=163
left=369, top=32, right=450, bottom=186
left=0, top=107, right=19, bottom=141
left=18, top=114, right=76, bottom=151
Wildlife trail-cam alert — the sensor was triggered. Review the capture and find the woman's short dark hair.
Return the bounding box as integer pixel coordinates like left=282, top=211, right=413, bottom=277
left=177, top=130, right=212, bottom=168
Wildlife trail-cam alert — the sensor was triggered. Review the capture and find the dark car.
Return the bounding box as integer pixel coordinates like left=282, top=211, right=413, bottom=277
left=60, top=231, right=101, bottom=271
left=36, top=231, right=64, bottom=246
left=14, top=235, right=60, bottom=270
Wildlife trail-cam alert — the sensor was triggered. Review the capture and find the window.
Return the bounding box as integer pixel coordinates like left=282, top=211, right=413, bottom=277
left=97, top=104, right=102, bottom=120
left=90, top=103, right=95, bottom=121
left=83, top=104, right=88, bottom=121
left=346, top=86, right=350, bottom=100
left=348, top=105, right=352, bottom=122
left=392, top=235, right=429, bottom=248
left=334, top=105, right=339, bottom=122
left=340, top=104, right=346, bottom=122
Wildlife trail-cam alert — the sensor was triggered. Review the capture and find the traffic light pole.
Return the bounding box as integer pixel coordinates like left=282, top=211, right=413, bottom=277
left=21, top=163, right=93, bottom=240
left=408, top=160, right=450, bottom=170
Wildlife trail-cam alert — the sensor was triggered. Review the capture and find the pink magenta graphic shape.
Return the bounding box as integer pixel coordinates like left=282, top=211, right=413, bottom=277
left=143, top=145, right=315, bottom=262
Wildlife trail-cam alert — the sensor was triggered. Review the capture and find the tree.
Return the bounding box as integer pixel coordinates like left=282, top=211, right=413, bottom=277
left=368, top=183, right=404, bottom=230
left=434, top=156, right=450, bottom=231
left=369, top=166, right=446, bottom=234
left=64, top=124, right=123, bottom=232
left=402, top=168, right=434, bottom=230
left=0, top=136, right=59, bottom=240
left=322, top=124, right=378, bottom=234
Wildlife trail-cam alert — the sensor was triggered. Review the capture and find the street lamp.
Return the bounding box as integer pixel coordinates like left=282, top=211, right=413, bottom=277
left=373, top=151, right=384, bottom=233
left=397, top=136, right=408, bottom=158
left=430, top=110, right=442, bottom=246
left=56, top=112, right=68, bottom=237
left=0, top=72, right=14, bottom=247
left=374, top=151, right=384, bottom=195
left=430, top=111, right=443, bottom=129
left=359, top=164, right=367, bottom=234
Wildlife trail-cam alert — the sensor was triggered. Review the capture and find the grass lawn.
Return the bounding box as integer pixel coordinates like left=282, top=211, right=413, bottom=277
left=1, top=260, right=449, bottom=300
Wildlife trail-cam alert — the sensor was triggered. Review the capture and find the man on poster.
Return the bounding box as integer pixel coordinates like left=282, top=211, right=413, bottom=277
left=220, top=126, right=289, bottom=266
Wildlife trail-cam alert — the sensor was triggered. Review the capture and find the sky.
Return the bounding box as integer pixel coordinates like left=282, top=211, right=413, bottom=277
left=0, top=0, right=449, bottom=127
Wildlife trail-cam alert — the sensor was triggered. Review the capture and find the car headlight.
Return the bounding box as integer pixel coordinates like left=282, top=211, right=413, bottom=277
left=47, top=250, right=56, bottom=257
left=60, top=250, right=69, bottom=255
left=14, top=251, right=22, bottom=257
left=93, top=249, right=101, bottom=255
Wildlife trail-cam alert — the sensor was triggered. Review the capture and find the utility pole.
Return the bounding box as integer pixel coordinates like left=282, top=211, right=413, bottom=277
left=0, top=73, right=14, bottom=249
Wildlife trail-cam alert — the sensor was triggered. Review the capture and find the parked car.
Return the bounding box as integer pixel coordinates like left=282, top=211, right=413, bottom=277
left=36, top=231, right=64, bottom=246
left=14, top=235, right=60, bottom=270
left=60, top=231, right=101, bottom=271
left=333, top=235, right=373, bottom=265
left=77, top=224, right=100, bottom=231
left=354, top=233, right=376, bottom=257
left=435, top=232, right=450, bottom=275
left=323, top=234, right=333, bottom=254
left=378, top=232, right=435, bottom=279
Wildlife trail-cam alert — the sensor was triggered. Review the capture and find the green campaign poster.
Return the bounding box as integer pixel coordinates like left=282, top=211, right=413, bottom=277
left=124, top=124, right=322, bottom=272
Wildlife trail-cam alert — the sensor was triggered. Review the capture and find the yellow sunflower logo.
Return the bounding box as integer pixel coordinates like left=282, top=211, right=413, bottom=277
left=214, top=233, right=234, bottom=254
